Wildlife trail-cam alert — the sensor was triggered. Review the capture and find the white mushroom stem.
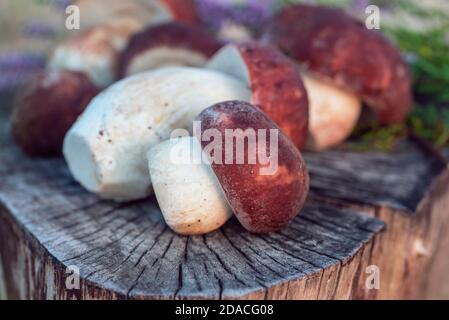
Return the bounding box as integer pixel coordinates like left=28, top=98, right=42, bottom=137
left=301, top=72, right=362, bottom=151
left=148, top=137, right=232, bottom=235
left=63, top=67, right=251, bottom=201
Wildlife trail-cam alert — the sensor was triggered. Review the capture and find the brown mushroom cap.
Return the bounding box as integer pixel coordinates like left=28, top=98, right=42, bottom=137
left=119, top=22, right=221, bottom=78
left=207, top=41, right=309, bottom=149
left=262, top=4, right=413, bottom=124
left=11, top=70, right=100, bottom=156
left=196, top=101, right=309, bottom=233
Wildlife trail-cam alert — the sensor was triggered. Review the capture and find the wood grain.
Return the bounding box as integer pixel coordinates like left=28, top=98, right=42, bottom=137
left=305, top=143, right=447, bottom=212
left=0, top=140, right=384, bottom=298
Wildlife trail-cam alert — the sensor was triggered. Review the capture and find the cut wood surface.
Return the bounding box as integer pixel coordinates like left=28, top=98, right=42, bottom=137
left=305, top=142, right=447, bottom=212
left=1, top=105, right=449, bottom=299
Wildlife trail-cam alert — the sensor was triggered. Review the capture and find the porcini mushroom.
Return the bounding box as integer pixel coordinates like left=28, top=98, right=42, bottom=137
left=207, top=41, right=309, bottom=149
left=196, top=100, right=309, bottom=233
left=149, top=101, right=309, bottom=234
left=11, top=70, right=100, bottom=156
left=119, top=22, right=221, bottom=78
left=63, top=67, right=251, bottom=201
left=262, top=4, right=413, bottom=150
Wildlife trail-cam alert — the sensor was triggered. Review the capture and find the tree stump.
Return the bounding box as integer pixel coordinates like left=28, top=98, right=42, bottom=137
left=1, top=105, right=449, bottom=300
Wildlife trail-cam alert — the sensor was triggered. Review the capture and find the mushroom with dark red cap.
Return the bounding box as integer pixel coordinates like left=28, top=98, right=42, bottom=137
left=207, top=41, right=309, bottom=150
left=262, top=4, right=413, bottom=150
left=148, top=101, right=309, bottom=234
left=197, top=101, right=309, bottom=233
left=11, top=70, right=100, bottom=156
left=119, top=22, right=221, bottom=78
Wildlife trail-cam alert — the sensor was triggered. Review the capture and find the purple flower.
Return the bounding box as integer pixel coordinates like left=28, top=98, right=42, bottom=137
left=351, top=0, right=370, bottom=12
left=52, top=0, right=73, bottom=11
left=0, top=52, right=45, bottom=92
left=349, top=0, right=393, bottom=15
left=0, top=69, right=40, bottom=92
left=0, top=52, right=46, bottom=71
left=196, top=0, right=276, bottom=36
left=23, top=21, right=57, bottom=39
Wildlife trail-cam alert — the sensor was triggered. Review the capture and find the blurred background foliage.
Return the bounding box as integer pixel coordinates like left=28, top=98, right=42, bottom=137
left=0, top=0, right=448, bottom=151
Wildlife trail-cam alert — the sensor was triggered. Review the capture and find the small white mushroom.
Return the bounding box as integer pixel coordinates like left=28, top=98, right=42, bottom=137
left=63, top=67, right=251, bottom=201
left=148, top=136, right=232, bottom=235
left=301, top=72, right=361, bottom=151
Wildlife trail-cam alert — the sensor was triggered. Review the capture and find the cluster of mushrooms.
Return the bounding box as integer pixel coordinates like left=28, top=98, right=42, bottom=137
left=11, top=1, right=412, bottom=235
